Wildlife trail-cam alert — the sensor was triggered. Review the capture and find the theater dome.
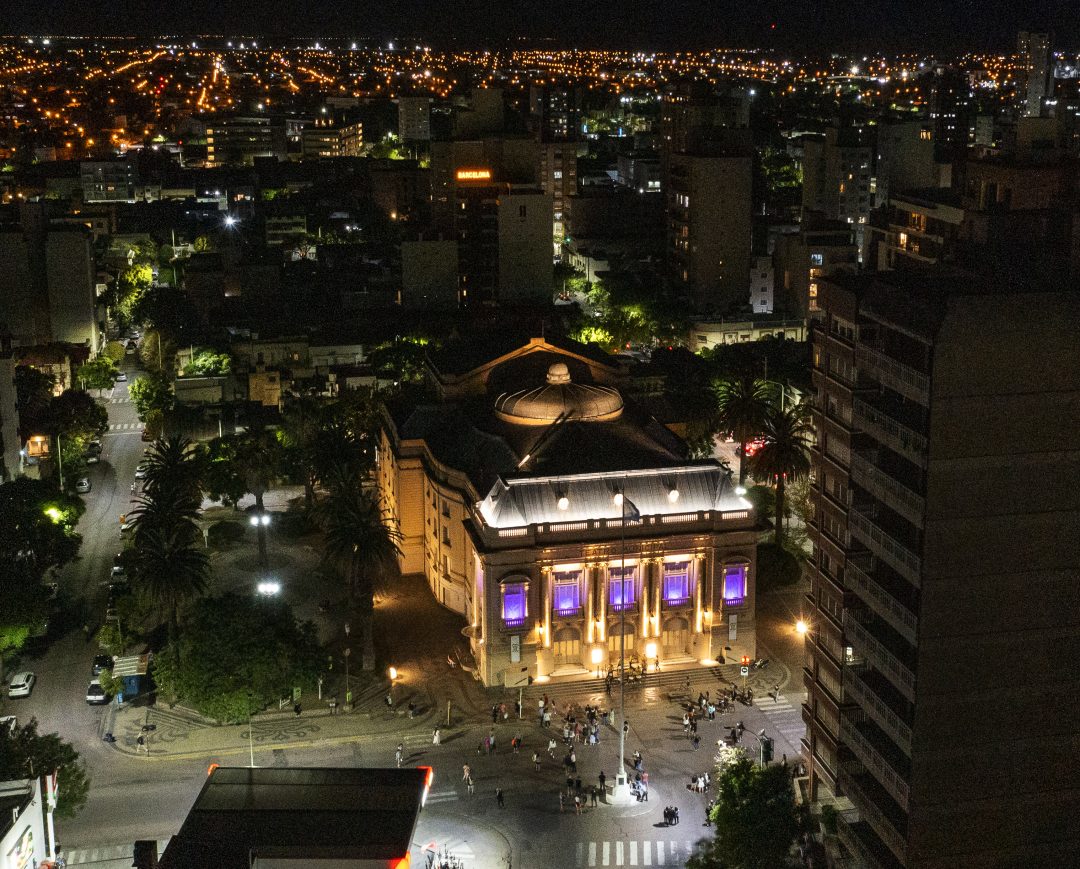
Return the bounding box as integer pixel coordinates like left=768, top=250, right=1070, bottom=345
left=494, top=363, right=624, bottom=426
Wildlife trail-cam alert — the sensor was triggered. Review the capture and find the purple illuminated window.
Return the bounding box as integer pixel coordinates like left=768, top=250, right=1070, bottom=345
left=502, top=584, right=527, bottom=627
left=723, top=564, right=747, bottom=605
left=663, top=563, right=690, bottom=605
left=554, top=571, right=582, bottom=615
left=609, top=567, right=636, bottom=611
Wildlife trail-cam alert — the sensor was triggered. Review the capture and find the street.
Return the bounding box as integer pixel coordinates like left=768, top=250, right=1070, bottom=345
left=1, top=362, right=811, bottom=869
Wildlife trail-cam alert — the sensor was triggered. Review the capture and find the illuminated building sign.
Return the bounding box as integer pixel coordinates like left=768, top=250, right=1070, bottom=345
left=456, top=168, right=492, bottom=181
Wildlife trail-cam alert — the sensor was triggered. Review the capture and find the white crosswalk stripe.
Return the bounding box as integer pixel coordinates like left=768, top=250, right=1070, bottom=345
left=578, top=841, right=697, bottom=866
left=107, top=422, right=144, bottom=432
left=64, top=838, right=170, bottom=865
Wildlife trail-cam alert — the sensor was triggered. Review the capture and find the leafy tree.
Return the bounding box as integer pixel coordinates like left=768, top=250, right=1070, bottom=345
left=0, top=718, right=90, bottom=817
left=367, top=337, right=431, bottom=383
left=277, top=395, right=324, bottom=509
left=14, top=365, right=55, bottom=438
left=0, top=478, right=83, bottom=579
left=713, top=376, right=772, bottom=485
left=182, top=350, right=231, bottom=377
left=101, top=340, right=127, bottom=364
left=689, top=757, right=800, bottom=869
left=313, top=481, right=400, bottom=669
left=749, top=404, right=813, bottom=546
left=202, top=436, right=248, bottom=508
left=129, top=285, right=199, bottom=342
left=129, top=371, right=175, bottom=421
left=150, top=593, right=322, bottom=723
left=192, top=235, right=213, bottom=253
left=138, top=329, right=177, bottom=375
left=76, top=356, right=118, bottom=390
left=233, top=432, right=283, bottom=568
left=46, top=389, right=108, bottom=439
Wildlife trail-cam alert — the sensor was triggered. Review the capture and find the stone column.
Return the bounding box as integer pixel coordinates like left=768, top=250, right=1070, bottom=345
left=694, top=553, right=705, bottom=634
left=585, top=562, right=596, bottom=644
left=543, top=567, right=553, bottom=649
left=597, top=563, right=608, bottom=643
left=638, top=559, right=649, bottom=637
left=652, top=559, right=663, bottom=638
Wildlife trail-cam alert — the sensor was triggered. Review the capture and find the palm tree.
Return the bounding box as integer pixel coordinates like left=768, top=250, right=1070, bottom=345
left=233, top=431, right=282, bottom=571
left=278, top=395, right=323, bottom=510
left=749, top=404, right=813, bottom=546
left=713, top=375, right=772, bottom=485
left=129, top=437, right=208, bottom=671
left=313, top=476, right=401, bottom=670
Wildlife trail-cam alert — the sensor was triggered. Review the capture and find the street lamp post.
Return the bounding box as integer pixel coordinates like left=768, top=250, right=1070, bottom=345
left=609, top=485, right=636, bottom=805
left=344, top=648, right=352, bottom=711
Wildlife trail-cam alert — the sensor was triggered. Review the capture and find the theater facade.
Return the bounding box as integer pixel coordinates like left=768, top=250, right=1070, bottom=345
left=379, top=335, right=758, bottom=686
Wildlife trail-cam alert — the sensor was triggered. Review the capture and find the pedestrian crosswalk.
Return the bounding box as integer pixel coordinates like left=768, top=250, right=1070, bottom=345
left=575, top=839, right=700, bottom=866
left=107, top=397, right=131, bottom=404
left=107, top=422, right=144, bottom=432
left=759, top=694, right=805, bottom=753
left=64, top=839, right=171, bottom=865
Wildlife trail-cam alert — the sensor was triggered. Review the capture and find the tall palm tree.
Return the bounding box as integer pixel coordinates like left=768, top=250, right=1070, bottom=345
left=713, top=375, right=772, bottom=485
left=313, top=477, right=401, bottom=670
left=129, top=436, right=208, bottom=671
left=233, top=431, right=282, bottom=571
left=749, top=404, right=813, bottom=546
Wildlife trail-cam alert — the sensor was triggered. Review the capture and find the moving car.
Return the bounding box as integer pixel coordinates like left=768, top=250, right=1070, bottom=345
left=8, top=672, right=36, bottom=698
left=92, top=655, right=114, bottom=676
left=75, top=477, right=92, bottom=494
left=86, top=680, right=108, bottom=705
left=115, top=372, right=127, bottom=382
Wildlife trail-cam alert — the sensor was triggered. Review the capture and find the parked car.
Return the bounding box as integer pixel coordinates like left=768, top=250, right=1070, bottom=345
left=0, top=715, right=16, bottom=732
left=84, top=453, right=100, bottom=465
left=75, top=477, right=91, bottom=494
left=8, top=672, right=36, bottom=698
left=92, top=655, right=114, bottom=676
left=134, top=464, right=149, bottom=479
left=115, top=372, right=127, bottom=382
left=86, top=680, right=109, bottom=705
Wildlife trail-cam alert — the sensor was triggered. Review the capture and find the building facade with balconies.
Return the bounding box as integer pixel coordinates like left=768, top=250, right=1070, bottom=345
left=804, top=269, right=1080, bottom=868
left=379, top=335, right=759, bottom=687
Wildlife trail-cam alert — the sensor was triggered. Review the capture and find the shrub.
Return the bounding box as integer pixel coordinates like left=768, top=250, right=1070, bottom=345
left=207, top=520, right=246, bottom=547
left=273, top=511, right=315, bottom=540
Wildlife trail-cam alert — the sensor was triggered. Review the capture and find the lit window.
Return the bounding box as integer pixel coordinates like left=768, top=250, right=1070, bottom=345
left=609, top=566, right=636, bottom=611
left=554, top=570, right=582, bottom=615
left=662, top=562, right=690, bottom=605
left=723, top=564, right=747, bottom=604
left=809, top=282, right=818, bottom=298
left=502, top=583, right=527, bottom=627
left=810, top=253, right=824, bottom=266
left=553, top=170, right=563, bottom=179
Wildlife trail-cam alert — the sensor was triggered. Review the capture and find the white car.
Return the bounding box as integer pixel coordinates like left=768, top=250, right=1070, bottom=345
left=8, top=672, right=36, bottom=698
left=75, top=478, right=92, bottom=494
left=86, top=680, right=109, bottom=705
left=115, top=372, right=127, bottom=382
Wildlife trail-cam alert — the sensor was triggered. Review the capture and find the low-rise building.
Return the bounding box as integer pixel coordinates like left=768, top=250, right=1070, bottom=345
left=689, top=318, right=806, bottom=351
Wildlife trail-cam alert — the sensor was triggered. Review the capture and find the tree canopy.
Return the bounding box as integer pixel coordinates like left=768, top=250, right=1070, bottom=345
left=151, top=593, right=322, bottom=723
left=129, top=371, right=175, bottom=422
left=0, top=718, right=90, bottom=817
left=76, top=356, right=118, bottom=390
left=182, top=349, right=231, bottom=377
left=690, top=757, right=801, bottom=869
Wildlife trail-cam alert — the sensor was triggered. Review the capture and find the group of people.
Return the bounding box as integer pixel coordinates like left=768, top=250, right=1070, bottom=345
left=688, top=771, right=711, bottom=793
left=663, top=805, right=681, bottom=825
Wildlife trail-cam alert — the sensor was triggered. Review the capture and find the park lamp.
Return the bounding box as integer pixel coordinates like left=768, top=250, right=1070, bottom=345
left=388, top=666, right=398, bottom=681
left=257, top=580, right=281, bottom=596
left=250, top=513, right=271, bottom=527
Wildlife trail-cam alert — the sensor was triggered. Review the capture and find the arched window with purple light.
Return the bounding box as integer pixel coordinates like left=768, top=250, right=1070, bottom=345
left=723, top=563, right=748, bottom=607
left=609, top=565, right=636, bottom=612
left=662, top=561, right=691, bottom=607
left=501, top=582, right=528, bottom=628
left=553, top=569, right=583, bottom=616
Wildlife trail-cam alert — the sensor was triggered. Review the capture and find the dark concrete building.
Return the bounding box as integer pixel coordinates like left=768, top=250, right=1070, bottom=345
left=803, top=268, right=1080, bottom=868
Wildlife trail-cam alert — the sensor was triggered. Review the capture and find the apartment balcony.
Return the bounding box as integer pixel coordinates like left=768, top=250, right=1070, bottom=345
left=844, top=560, right=918, bottom=645
left=843, top=609, right=916, bottom=702
left=847, top=509, right=922, bottom=587
left=844, top=665, right=913, bottom=754
left=849, top=452, right=925, bottom=529
left=839, top=713, right=911, bottom=809
left=855, top=344, right=929, bottom=405
left=836, top=814, right=906, bottom=869
left=838, top=768, right=909, bottom=865
left=852, top=397, right=927, bottom=468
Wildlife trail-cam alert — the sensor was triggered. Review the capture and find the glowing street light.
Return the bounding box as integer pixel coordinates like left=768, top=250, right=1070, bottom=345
left=795, top=619, right=809, bottom=636
left=256, top=580, right=281, bottom=596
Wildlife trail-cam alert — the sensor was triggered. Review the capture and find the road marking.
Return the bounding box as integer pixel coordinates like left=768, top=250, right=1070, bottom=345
left=656, top=841, right=664, bottom=863
left=588, top=841, right=597, bottom=866
left=616, top=841, right=624, bottom=865
left=643, top=839, right=651, bottom=865
left=577, top=842, right=584, bottom=865
left=603, top=840, right=610, bottom=865
left=630, top=840, right=638, bottom=865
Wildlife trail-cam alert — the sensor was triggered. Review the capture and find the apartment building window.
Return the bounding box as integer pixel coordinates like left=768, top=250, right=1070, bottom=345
left=553, top=170, right=563, bottom=179
left=442, top=526, right=451, bottom=546
left=810, top=252, right=824, bottom=266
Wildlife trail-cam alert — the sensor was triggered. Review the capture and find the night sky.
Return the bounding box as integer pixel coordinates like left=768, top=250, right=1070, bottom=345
left=3, top=0, right=1077, bottom=51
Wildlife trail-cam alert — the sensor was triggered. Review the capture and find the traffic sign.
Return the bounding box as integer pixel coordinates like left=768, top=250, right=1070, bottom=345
left=740, top=665, right=749, bottom=677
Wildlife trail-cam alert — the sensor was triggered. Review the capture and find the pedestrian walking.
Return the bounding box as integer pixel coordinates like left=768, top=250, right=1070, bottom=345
left=532, top=751, right=541, bottom=771
left=496, top=787, right=504, bottom=807
left=548, top=737, right=557, bottom=757
left=538, top=697, right=546, bottom=724
left=432, top=728, right=441, bottom=745
left=513, top=734, right=522, bottom=754
left=293, top=702, right=302, bottom=717
left=574, top=794, right=582, bottom=814
left=462, top=763, right=471, bottom=782
left=569, top=749, right=577, bottom=773
left=395, top=743, right=404, bottom=767
left=566, top=776, right=574, bottom=796
left=559, top=792, right=565, bottom=812
left=590, top=786, right=598, bottom=806
left=488, top=730, right=496, bottom=754
left=492, top=705, right=498, bottom=723
left=543, top=709, right=552, bottom=728
left=82, top=624, right=91, bottom=643
left=598, top=770, right=607, bottom=793
left=329, top=695, right=338, bottom=715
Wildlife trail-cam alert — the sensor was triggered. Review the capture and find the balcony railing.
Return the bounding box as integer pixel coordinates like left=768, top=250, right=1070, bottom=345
left=502, top=617, right=527, bottom=629
left=483, top=508, right=750, bottom=542
left=844, top=611, right=916, bottom=702
left=836, top=815, right=891, bottom=869
left=849, top=452, right=925, bottom=528
left=844, top=561, right=918, bottom=645
left=609, top=602, right=637, bottom=613
left=663, top=597, right=692, bottom=608
left=844, top=667, right=913, bottom=754
left=722, top=596, right=746, bottom=608
left=852, top=398, right=927, bottom=467
left=848, top=510, right=922, bottom=587
left=840, top=716, right=910, bottom=809
left=855, top=345, right=929, bottom=404
left=839, top=770, right=908, bottom=864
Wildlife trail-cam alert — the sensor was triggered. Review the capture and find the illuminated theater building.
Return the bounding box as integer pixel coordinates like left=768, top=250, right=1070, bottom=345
left=379, top=335, right=759, bottom=687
